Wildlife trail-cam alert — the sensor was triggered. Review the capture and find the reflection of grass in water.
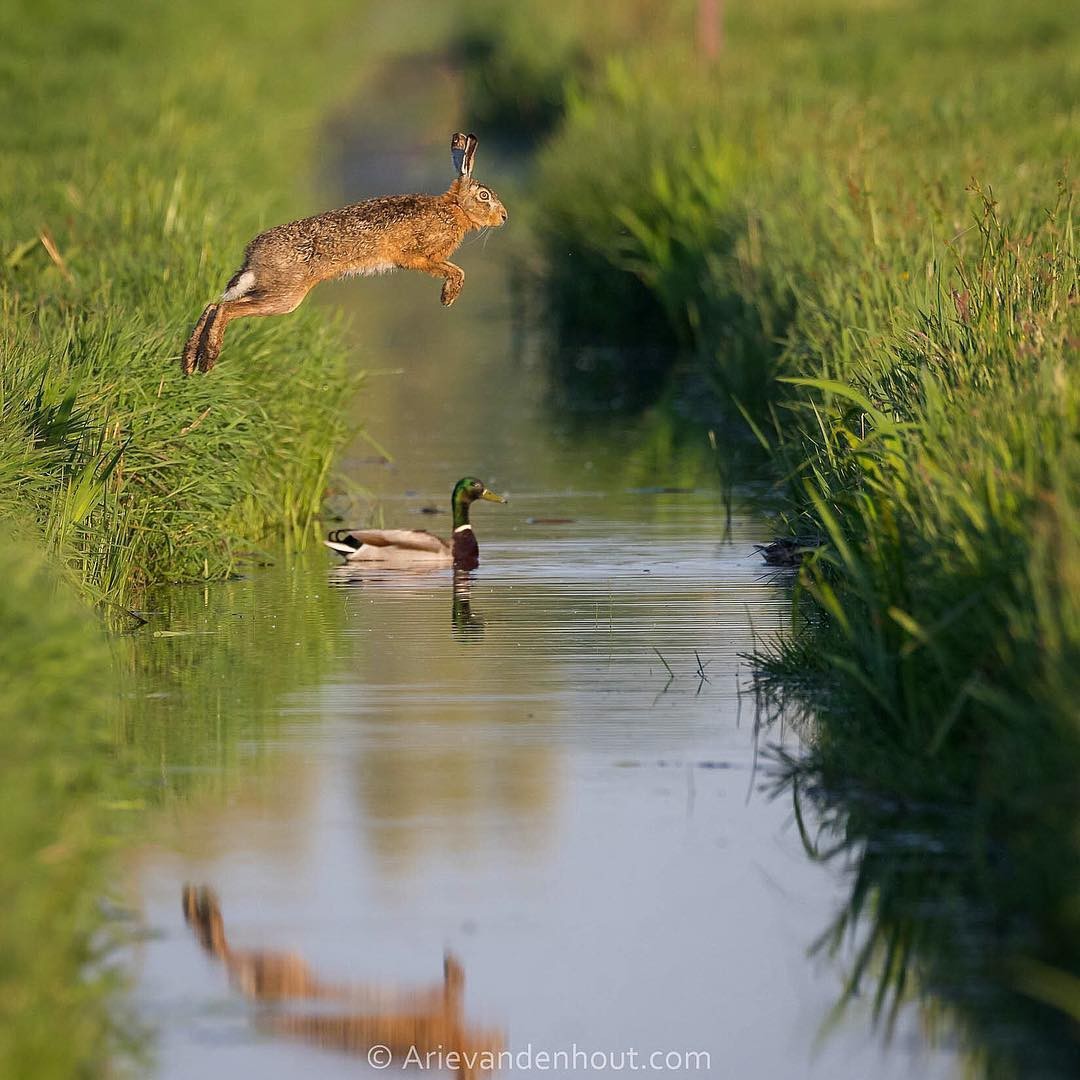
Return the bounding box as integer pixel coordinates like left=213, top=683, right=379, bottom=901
left=759, top=671, right=1080, bottom=1078
left=116, top=555, right=564, bottom=868
left=0, top=535, right=337, bottom=1071
left=115, top=555, right=350, bottom=807
left=0, top=535, right=130, bottom=1076
left=549, top=390, right=768, bottom=504
left=651, top=646, right=674, bottom=678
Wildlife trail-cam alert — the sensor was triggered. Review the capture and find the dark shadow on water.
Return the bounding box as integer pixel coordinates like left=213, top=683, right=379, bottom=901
left=544, top=343, right=678, bottom=417
left=765, top=746, right=1080, bottom=1079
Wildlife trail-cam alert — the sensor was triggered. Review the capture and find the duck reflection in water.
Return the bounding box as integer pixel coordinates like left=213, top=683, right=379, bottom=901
left=452, top=570, right=484, bottom=641
left=325, top=567, right=486, bottom=643
left=182, top=885, right=504, bottom=1078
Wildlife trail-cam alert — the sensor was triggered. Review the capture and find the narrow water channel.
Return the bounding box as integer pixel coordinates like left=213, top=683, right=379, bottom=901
left=121, top=67, right=959, bottom=1080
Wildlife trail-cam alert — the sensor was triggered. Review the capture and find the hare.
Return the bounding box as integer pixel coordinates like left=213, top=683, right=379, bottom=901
left=180, top=132, right=507, bottom=374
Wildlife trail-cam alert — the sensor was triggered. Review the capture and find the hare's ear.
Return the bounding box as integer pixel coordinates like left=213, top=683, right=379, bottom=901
left=450, top=132, right=469, bottom=177
left=463, top=133, right=478, bottom=178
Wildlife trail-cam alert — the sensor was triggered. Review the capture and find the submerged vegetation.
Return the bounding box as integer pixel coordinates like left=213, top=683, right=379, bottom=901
left=0, top=0, right=361, bottom=605
left=457, top=0, right=1080, bottom=1072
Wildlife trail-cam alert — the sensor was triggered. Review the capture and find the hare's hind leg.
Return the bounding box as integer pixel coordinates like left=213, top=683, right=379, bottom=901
left=197, top=284, right=312, bottom=372
left=181, top=304, right=217, bottom=375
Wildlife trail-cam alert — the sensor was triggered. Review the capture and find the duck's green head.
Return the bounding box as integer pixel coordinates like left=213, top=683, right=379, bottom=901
left=452, top=476, right=506, bottom=527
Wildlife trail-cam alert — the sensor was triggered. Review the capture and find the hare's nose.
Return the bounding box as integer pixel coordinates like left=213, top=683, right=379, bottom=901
left=500, top=208, right=508, bottom=223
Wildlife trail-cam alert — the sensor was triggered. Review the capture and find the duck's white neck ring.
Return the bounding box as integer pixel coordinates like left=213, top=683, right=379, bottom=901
left=453, top=523, right=473, bottom=533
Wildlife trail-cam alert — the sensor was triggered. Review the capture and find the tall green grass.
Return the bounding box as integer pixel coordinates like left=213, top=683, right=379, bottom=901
left=459, top=0, right=1080, bottom=1071
left=0, top=2, right=369, bottom=1071
left=0, top=534, right=129, bottom=1077
left=0, top=0, right=364, bottom=605
left=750, top=179, right=1080, bottom=1073
left=452, top=0, right=694, bottom=133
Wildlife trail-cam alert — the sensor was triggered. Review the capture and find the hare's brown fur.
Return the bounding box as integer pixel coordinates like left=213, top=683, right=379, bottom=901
left=181, top=133, right=506, bottom=374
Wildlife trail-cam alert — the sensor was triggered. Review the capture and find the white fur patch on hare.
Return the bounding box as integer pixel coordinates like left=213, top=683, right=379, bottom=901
left=339, top=261, right=395, bottom=279
left=220, top=270, right=255, bottom=301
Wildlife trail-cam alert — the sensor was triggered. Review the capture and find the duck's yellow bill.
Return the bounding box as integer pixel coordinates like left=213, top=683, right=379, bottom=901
left=481, top=488, right=507, bottom=504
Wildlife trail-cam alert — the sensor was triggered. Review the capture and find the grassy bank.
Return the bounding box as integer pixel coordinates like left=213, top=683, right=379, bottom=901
left=0, top=535, right=127, bottom=1077
left=0, top=0, right=364, bottom=606
left=0, top=2, right=370, bottom=1072
left=458, top=0, right=1080, bottom=1072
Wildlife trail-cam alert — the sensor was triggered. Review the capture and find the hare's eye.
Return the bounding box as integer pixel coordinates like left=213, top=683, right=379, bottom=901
left=478, top=189, right=490, bottom=202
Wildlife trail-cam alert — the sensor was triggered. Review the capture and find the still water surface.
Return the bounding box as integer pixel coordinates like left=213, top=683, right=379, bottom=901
left=124, top=122, right=957, bottom=1079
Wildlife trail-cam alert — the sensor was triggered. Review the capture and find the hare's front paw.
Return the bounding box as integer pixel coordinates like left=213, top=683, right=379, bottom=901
left=440, top=270, right=464, bottom=307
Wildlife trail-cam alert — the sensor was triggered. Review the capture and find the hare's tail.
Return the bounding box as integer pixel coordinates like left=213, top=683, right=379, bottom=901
left=221, top=268, right=256, bottom=302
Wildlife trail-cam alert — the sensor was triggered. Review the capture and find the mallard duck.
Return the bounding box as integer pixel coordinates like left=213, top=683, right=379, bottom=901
left=753, top=536, right=822, bottom=567
left=325, top=477, right=507, bottom=570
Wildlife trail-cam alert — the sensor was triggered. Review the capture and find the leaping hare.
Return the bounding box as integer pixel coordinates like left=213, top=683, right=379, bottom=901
left=181, top=133, right=507, bottom=374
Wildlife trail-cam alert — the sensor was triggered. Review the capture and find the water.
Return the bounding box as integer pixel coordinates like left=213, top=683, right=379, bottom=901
left=120, top=76, right=958, bottom=1080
